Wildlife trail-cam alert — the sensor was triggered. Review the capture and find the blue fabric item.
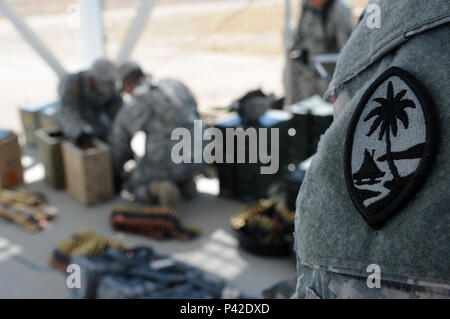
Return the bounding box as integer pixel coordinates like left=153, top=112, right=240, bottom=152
left=0, top=130, right=13, bottom=140
left=70, top=247, right=237, bottom=299
left=215, top=116, right=243, bottom=128
left=19, top=101, right=59, bottom=112
left=258, top=110, right=293, bottom=128
left=41, top=103, right=60, bottom=117
left=216, top=110, right=292, bottom=128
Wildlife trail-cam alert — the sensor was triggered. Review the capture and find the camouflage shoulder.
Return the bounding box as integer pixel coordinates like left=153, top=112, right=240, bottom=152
left=59, top=72, right=85, bottom=98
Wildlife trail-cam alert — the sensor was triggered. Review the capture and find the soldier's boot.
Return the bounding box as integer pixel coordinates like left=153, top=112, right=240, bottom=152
left=180, top=178, right=198, bottom=200
left=148, top=180, right=180, bottom=207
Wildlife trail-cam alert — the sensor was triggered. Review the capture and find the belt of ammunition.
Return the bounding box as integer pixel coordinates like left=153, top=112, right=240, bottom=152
left=53, top=230, right=127, bottom=261
left=232, top=200, right=295, bottom=243
left=110, top=207, right=201, bottom=241
left=0, top=189, right=46, bottom=207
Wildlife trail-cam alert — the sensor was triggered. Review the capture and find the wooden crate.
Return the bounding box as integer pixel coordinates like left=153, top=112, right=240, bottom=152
left=62, top=139, right=114, bottom=205
left=0, top=131, right=23, bottom=189
left=35, top=127, right=65, bottom=189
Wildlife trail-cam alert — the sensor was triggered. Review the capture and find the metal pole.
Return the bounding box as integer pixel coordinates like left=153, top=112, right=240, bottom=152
left=78, top=0, right=106, bottom=67
left=117, top=0, right=157, bottom=63
left=283, top=0, right=293, bottom=103
left=0, top=0, right=67, bottom=78
left=284, top=0, right=292, bottom=52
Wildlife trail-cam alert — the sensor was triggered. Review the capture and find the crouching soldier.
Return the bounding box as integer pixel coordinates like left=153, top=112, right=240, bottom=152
left=110, top=61, right=204, bottom=206
left=293, top=0, right=449, bottom=298
left=57, top=58, right=123, bottom=147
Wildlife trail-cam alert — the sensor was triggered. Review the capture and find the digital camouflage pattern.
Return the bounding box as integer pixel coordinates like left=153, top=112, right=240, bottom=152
left=262, top=276, right=297, bottom=299
left=285, top=0, right=353, bottom=106
left=293, top=263, right=450, bottom=299
left=57, top=71, right=123, bottom=141
left=110, top=78, right=204, bottom=202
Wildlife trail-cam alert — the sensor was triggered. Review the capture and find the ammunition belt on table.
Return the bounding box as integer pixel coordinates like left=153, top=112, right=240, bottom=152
left=110, top=205, right=201, bottom=241
left=0, top=189, right=46, bottom=206
left=0, top=189, right=55, bottom=232
left=231, top=200, right=295, bottom=253
left=50, top=230, right=127, bottom=272
left=0, top=205, right=40, bottom=232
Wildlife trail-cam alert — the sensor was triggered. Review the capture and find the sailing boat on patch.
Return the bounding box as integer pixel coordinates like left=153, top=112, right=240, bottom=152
left=353, top=149, right=385, bottom=186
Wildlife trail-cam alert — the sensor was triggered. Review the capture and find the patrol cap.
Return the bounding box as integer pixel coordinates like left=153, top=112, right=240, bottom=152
left=89, top=58, right=118, bottom=96
left=89, top=58, right=118, bottom=83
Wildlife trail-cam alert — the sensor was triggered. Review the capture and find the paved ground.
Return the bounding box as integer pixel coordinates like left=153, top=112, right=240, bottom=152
left=0, top=145, right=296, bottom=299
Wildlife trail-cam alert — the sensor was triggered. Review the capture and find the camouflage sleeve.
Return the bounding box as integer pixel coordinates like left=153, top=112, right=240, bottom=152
left=105, top=93, right=123, bottom=122
left=159, top=79, right=199, bottom=119
left=331, top=1, right=353, bottom=50
left=291, top=9, right=304, bottom=51
left=294, top=264, right=450, bottom=299
left=57, top=74, right=86, bottom=140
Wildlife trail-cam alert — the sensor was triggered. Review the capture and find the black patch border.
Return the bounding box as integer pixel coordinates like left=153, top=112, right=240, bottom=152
left=344, top=67, right=439, bottom=229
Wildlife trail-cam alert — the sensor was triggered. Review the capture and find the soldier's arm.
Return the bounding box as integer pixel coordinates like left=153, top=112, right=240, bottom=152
left=332, top=1, right=354, bottom=50
left=290, top=11, right=304, bottom=51
left=57, top=75, right=88, bottom=141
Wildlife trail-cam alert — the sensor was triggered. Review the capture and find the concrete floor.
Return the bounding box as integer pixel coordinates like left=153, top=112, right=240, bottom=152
left=0, top=145, right=296, bottom=299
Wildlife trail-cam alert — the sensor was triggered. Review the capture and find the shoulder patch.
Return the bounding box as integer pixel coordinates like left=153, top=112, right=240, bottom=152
left=344, top=67, right=438, bottom=229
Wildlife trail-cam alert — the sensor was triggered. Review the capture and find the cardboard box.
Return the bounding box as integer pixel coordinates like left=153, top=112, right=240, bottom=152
left=19, top=101, right=59, bottom=145
left=36, top=127, right=65, bottom=189
left=62, top=139, right=114, bottom=205
left=0, top=131, right=23, bottom=189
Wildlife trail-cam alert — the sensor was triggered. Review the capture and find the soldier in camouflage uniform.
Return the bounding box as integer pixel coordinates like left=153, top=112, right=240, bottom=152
left=110, top=62, right=204, bottom=205
left=293, top=0, right=450, bottom=298
left=57, top=58, right=123, bottom=146
left=285, top=0, right=353, bottom=106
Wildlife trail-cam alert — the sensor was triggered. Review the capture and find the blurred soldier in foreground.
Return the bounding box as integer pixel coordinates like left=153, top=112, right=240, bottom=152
left=57, top=58, right=123, bottom=147
left=285, top=0, right=353, bottom=106
left=293, top=0, right=449, bottom=298
left=110, top=61, right=204, bottom=206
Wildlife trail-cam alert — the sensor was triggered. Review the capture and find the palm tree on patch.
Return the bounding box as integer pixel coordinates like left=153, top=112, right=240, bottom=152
left=364, top=81, right=416, bottom=187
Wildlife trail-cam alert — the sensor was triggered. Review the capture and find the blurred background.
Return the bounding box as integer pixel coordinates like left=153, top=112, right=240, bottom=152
left=0, top=0, right=368, bottom=299
left=0, top=0, right=367, bottom=132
